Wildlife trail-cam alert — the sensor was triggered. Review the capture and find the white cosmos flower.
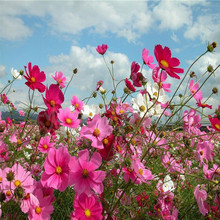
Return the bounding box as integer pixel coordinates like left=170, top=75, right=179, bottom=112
left=11, top=68, right=22, bottom=80
left=162, top=175, right=175, bottom=192
left=82, top=104, right=100, bottom=118
left=146, top=82, right=169, bottom=104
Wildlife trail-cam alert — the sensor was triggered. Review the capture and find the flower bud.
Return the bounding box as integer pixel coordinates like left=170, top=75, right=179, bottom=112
left=93, top=92, right=97, bottom=98
left=110, top=60, right=114, bottom=64
left=19, top=70, right=24, bottom=76
left=14, top=186, right=24, bottom=199
left=190, top=71, right=196, bottom=78
left=212, top=87, right=218, bottom=94
left=99, top=104, right=104, bottom=109
left=212, top=41, right=217, bottom=49
left=6, top=171, right=15, bottom=181
left=179, top=94, right=183, bottom=98
left=207, top=65, right=213, bottom=73
left=123, top=87, right=130, bottom=94
left=73, top=68, right=78, bottom=74
left=207, top=42, right=217, bottom=52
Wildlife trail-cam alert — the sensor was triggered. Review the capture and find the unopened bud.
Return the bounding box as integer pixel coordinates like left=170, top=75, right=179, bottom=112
left=6, top=171, right=15, bottom=181
left=123, top=87, right=130, bottom=94
left=99, top=104, right=104, bottom=109
left=212, top=87, right=218, bottom=94
left=19, top=70, right=24, bottom=76
left=212, top=41, right=217, bottom=48
left=207, top=42, right=217, bottom=52
left=207, top=65, right=213, bottom=73
left=110, top=60, right=114, bottom=64
left=73, top=68, right=78, bottom=74
left=93, top=92, right=97, bottom=98
left=190, top=71, right=196, bottom=78
left=179, top=94, right=183, bottom=98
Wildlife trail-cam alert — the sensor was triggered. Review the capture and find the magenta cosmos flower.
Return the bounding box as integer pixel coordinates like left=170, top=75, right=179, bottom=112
left=208, top=115, right=220, bottom=132
left=154, top=44, right=184, bottom=79
left=69, top=149, right=106, bottom=195
left=52, top=71, right=66, bottom=88
left=41, top=147, right=71, bottom=192
left=96, top=44, right=108, bottom=55
left=57, top=107, right=81, bottom=128
left=24, top=62, right=46, bottom=92
left=72, top=193, right=103, bottom=220
left=142, top=48, right=156, bottom=69
left=43, top=84, right=64, bottom=113
left=189, top=80, right=203, bottom=102
left=80, top=114, right=113, bottom=149
left=38, top=136, right=54, bottom=153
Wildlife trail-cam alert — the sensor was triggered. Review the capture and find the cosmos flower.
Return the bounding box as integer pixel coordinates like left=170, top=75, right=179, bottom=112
left=96, top=44, right=108, bottom=55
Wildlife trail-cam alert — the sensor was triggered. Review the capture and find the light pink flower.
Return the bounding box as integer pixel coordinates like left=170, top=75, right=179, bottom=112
left=194, top=185, right=209, bottom=216
left=71, top=96, right=84, bottom=112
left=72, top=193, right=103, bottom=220
left=69, top=149, right=106, bottom=195
left=189, top=80, right=203, bottom=102
left=142, top=48, right=156, bottom=69
left=52, top=71, right=66, bottom=88
left=21, top=193, right=39, bottom=214
left=57, top=107, right=80, bottom=128
left=80, top=114, right=113, bottom=149
left=38, top=136, right=54, bottom=153
left=41, top=147, right=71, bottom=191
left=19, top=110, right=25, bottom=116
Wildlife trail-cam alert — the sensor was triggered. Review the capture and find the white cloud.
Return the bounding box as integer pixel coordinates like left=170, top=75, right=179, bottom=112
left=153, top=0, right=193, bottom=30
left=184, top=15, right=220, bottom=43
left=0, top=64, right=6, bottom=78
left=43, top=45, right=131, bottom=102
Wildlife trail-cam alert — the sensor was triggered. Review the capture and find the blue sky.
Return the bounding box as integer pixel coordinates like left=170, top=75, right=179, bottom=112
left=0, top=0, right=220, bottom=116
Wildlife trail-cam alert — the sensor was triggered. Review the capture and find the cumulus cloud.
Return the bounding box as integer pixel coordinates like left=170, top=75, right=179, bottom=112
left=0, top=64, right=6, bottom=78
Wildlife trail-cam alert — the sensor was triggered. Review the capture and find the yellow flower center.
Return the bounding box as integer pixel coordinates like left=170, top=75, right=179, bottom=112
left=103, top=138, right=108, bottom=145
left=139, top=105, right=145, bottom=112
left=214, top=124, right=220, bottom=130
left=138, top=168, right=143, bottom=176
left=116, top=144, right=121, bottom=152
left=6, top=191, right=11, bottom=196
left=160, top=60, right=169, bottom=68
left=200, top=151, right=203, bottom=156
left=56, top=166, right=62, bottom=174
left=14, top=180, right=21, bottom=187
left=50, top=100, right=55, bottom=107
left=84, top=208, right=91, bottom=217
left=17, top=139, right=22, bottom=145
left=43, top=144, right=48, bottom=149
left=31, top=77, right=36, bottom=82
left=0, top=177, right=2, bottom=181
left=75, top=103, right=79, bottom=108
left=35, top=207, right=42, bottom=214
left=153, top=92, right=158, bottom=97
left=119, top=109, right=124, bottom=114
left=66, top=118, right=72, bottom=124
left=82, top=169, right=89, bottom=178
left=58, top=78, right=61, bottom=83
left=93, top=128, right=100, bottom=137
left=89, top=112, right=93, bottom=117
left=159, top=82, right=163, bottom=87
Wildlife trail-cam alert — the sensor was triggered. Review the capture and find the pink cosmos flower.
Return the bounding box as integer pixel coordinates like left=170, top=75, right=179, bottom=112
left=142, top=48, right=156, bottom=69
left=69, top=149, right=106, bottom=195
left=189, top=80, right=203, bottom=102
left=152, top=67, right=171, bottom=92
left=1, top=94, right=8, bottom=104
left=96, top=44, right=108, bottom=55
left=24, top=62, right=46, bottom=92
left=154, top=44, right=184, bottom=79
left=57, top=107, right=80, bottom=128
left=203, top=164, right=220, bottom=180
left=132, top=156, right=154, bottom=184
left=19, top=110, right=25, bottom=116
left=28, top=188, right=54, bottom=220
left=183, top=109, right=201, bottom=133
left=43, top=84, right=64, bottom=113
left=52, top=71, right=66, bottom=88
left=37, top=110, right=60, bottom=135
left=38, top=136, right=55, bottom=153
left=194, top=185, right=209, bottom=216
left=208, top=115, right=220, bottom=132
left=80, top=114, right=113, bottom=149
left=71, top=96, right=84, bottom=112
left=130, top=61, right=145, bottom=87
left=72, top=193, right=103, bottom=220
left=96, top=80, right=104, bottom=91
left=41, top=147, right=71, bottom=191
left=125, top=78, right=136, bottom=92
left=9, top=162, right=36, bottom=194
left=196, top=99, right=212, bottom=109
left=20, top=193, right=39, bottom=214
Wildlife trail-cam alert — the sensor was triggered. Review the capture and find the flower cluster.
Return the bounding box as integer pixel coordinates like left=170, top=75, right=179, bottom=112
left=0, top=42, right=219, bottom=220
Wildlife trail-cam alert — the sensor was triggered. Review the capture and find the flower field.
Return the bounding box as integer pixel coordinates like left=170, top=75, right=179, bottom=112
left=0, top=42, right=219, bottom=219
